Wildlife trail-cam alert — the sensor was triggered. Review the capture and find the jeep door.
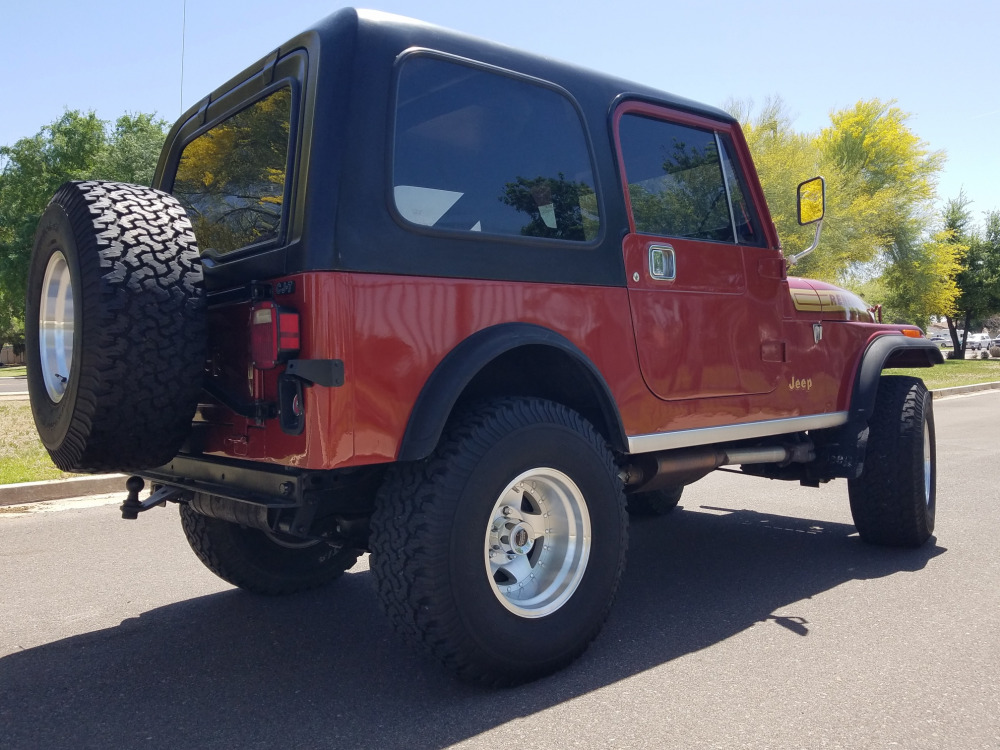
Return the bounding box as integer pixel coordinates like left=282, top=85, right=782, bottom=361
left=614, top=102, right=786, bottom=401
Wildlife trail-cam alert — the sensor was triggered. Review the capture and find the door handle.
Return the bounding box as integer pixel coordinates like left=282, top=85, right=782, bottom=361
left=649, top=244, right=675, bottom=280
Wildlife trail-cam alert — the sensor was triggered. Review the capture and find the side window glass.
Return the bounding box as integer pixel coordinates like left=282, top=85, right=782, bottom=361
left=172, top=87, right=292, bottom=255
left=393, top=56, right=599, bottom=242
left=619, top=114, right=734, bottom=243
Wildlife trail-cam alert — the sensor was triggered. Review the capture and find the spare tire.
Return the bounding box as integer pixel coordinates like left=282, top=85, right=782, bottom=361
left=25, top=181, right=206, bottom=473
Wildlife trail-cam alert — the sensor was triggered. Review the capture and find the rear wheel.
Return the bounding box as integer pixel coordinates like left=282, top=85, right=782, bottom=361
left=848, top=376, right=935, bottom=547
left=25, top=181, right=206, bottom=473
left=179, top=503, right=359, bottom=595
left=370, top=398, right=628, bottom=686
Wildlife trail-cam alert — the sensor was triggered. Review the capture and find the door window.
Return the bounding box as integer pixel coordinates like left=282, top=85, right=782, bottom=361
left=618, top=114, right=761, bottom=245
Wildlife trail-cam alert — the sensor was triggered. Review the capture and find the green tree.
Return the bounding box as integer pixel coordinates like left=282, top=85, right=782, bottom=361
left=94, top=113, right=171, bottom=186
left=944, top=198, right=1000, bottom=354
left=820, top=100, right=949, bottom=325
left=728, top=97, right=896, bottom=280
left=0, top=109, right=167, bottom=348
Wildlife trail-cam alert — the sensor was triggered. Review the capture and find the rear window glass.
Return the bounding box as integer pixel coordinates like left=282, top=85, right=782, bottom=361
left=393, top=56, right=599, bottom=242
left=173, top=86, right=292, bottom=255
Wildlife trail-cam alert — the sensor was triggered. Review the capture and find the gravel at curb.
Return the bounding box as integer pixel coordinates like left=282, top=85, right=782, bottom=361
left=0, top=474, right=125, bottom=507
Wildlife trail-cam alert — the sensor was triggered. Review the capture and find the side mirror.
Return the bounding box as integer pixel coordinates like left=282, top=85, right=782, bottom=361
left=797, top=176, right=825, bottom=225
left=789, top=176, right=825, bottom=265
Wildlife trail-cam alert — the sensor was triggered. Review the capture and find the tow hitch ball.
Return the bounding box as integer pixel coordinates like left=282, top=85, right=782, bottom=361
left=120, top=476, right=185, bottom=520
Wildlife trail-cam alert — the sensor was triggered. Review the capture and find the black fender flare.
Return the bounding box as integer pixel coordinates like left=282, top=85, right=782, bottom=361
left=806, top=335, right=941, bottom=481
left=397, top=323, right=627, bottom=461
left=849, top=335, right=943, bottom=424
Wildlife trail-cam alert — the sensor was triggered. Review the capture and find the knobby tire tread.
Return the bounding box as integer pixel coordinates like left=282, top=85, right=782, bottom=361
left=848, top=376, right=934, bottom=547
left=31, top=181, right=206, bottom=472
left=369, top=398, right=627, bottom=686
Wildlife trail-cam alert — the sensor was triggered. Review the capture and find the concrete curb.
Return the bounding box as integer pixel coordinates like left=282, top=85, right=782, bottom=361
left=932, top=381, right=1000, bottom=399
left=0, top=474, right=126, bottom=507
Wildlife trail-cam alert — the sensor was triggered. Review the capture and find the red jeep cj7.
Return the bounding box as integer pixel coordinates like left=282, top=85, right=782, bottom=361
left=25, top=9, right=943, bottom=685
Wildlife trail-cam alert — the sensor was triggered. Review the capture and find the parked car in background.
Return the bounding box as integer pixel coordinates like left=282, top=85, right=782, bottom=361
left=928, top=333, right=948, bottom=347
left=966, top=333, right=992, bottom=350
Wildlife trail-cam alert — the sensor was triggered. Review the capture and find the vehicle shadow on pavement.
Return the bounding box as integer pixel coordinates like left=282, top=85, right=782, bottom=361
left=0, top=504, right=944, bottom=750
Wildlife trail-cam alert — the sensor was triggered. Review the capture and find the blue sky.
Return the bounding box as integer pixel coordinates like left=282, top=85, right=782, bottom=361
left=2, top=0, right=997, bottom=228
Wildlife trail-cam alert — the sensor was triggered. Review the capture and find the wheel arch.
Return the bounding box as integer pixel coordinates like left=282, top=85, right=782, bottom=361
left=849, top=334, right=943, bottom=423
left=397, top=323, right=627, bottom=461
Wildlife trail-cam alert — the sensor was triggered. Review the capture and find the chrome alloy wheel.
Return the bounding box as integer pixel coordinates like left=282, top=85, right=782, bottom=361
left=484, top=468, right=591, bottom=618
left=38, top=251, right=74, bottom=403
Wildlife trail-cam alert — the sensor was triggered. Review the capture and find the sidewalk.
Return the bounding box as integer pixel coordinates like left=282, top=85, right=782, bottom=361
left=2, top=381, right=998, bottom=507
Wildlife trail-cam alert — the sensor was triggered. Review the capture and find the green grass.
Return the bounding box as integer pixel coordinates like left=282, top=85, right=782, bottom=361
left=0, top=365, right=26, bottom=378
left=0, top=401, right=79, bottom=484
left=887, top=357, right=1000, bottom=391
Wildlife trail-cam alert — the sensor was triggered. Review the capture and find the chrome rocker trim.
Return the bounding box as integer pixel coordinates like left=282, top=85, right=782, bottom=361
left=627, top=412, right=850, bottom=455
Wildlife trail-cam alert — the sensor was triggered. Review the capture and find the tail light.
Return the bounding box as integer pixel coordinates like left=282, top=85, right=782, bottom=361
left=251, top=301, right=300, bottom=369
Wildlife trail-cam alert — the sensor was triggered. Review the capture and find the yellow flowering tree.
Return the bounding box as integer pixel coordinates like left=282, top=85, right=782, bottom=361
left=730, top=97, right=958, bottom=327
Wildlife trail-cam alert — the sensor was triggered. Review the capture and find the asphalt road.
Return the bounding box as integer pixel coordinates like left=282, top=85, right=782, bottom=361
left=1, top=392, right=998, bottom=750
left=0, top=375, right=27, bottom=395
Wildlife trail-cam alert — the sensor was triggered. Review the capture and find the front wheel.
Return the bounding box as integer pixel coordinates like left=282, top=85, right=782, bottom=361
left=369, top=398, right=628, bottom=686
left=848, top=376, right=935, bottom=547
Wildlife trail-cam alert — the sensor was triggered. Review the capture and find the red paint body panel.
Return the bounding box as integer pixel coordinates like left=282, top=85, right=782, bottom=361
left=621, top=236, right=789, bottom=401
left=196, top=269, right=915, bottom=471
left=346, top=275, right=641, bottom=464
left=199, top=274, right=357, bottom=469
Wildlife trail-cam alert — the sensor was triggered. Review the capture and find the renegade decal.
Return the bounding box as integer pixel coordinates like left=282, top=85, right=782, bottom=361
left=790, top=289, right=851, bottom=313
left=789, top=287, right=874, bottom=322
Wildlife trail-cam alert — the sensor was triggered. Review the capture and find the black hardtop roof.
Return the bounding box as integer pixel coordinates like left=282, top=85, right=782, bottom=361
left=180, top=7, right=737, bottom=138
left=295, top=7, right=735, bottom=125
left=161, top=7, right=749, bottom=289
left=343, top=8, right=733, bottom=121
